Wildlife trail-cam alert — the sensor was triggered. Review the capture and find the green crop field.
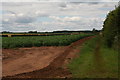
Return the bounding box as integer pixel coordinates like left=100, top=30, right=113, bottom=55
left=2, top=34, right=93, bottom=49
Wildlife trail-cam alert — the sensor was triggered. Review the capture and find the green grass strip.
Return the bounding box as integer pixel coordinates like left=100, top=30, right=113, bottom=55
left=68, top=36, right=118, bottom=78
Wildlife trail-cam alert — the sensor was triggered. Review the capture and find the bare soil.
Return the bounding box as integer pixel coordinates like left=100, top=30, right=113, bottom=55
left=2, top=47, right=67, bottom=77
left=2, top=36, right=94, bottom=79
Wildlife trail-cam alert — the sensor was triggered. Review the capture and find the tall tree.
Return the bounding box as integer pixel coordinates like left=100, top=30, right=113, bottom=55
left=103, top=3, right=120, bottom=48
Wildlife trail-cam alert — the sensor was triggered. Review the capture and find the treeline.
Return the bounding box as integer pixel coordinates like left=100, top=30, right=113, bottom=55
left=53, top=29, right=100, bottom=33
left=102, top=3, right=120, bottom=49
left=1, top=30, right=100, bottom=34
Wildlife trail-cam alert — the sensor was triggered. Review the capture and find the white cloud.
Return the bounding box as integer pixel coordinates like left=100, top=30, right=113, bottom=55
left=1, top=1, right=118, bottom=32
left=1, top=0, right=119, bottom=2
left=17, top=13, right=24, bottom=16
left=49, top=16, right=81, bottom=21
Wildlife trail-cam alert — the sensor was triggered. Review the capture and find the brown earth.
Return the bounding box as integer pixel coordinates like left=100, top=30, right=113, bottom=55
left=2, top=47, right=67, bottom=77
left=2, top=36, right=94, bottom=79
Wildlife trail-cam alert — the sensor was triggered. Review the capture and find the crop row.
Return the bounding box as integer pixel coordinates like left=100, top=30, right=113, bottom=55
left=2, top=34, right=93, bottom=49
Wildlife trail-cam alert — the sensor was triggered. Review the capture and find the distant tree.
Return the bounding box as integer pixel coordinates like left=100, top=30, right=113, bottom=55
left=92, top=28, right=96, bottom=32
left=2, top=31, right=11, bottom=33
left=28, top=31, right=37, bottom=33
left=92, top=28, right=99, bottom=33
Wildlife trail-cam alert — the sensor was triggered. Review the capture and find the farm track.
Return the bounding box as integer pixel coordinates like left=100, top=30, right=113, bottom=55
left=2, top=36, right=94, bottom=79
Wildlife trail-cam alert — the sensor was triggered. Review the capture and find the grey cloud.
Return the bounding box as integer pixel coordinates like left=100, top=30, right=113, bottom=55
left=69, top=2, right=100, bottom=7
left=88, top=2, right=99, bottom=5
left=2, top=20, right=10, bottom=24
left=15, top=16, right=36, bottom=23
left=2, top=0, right=119, bottom=2
left=69, top=2, right=85, bottom=4
left=3, top=10, right=16, bottom=14
left=2, top=2, right=33, bottom=7
left=38, top=0, right=50, bottom=1
left=2, top=17, right=14, bottom=24
left=36, top=13, right=49, bottom=17
left=2, top=23, right=36, bottom=32
left=59, top=2, right=67, bottom=7
left=2, top=15, right=36, bottom=24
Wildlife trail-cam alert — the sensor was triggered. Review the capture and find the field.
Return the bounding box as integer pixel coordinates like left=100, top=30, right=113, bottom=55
left=2, top=33, right=92, bottom=49
left=2, top=34, right=118, bottom=79
left=2, top=35, right=93, bottom=78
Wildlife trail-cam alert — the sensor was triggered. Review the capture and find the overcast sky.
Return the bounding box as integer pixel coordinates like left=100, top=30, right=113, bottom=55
left=0, top=0, right=119, bottom=32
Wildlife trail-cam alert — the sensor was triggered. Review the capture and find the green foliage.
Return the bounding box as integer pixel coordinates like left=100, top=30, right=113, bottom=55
left=2, top=34, right=92, bottom=49
left=103, top=4, right=120, bottom=48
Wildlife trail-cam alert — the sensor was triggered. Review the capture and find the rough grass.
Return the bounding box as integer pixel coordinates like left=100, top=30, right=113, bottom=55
left=68, top=36, right=118, bottom=78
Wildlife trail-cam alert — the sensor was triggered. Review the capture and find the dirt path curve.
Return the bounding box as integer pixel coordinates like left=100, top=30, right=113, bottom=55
left=3, top=36, right=94, bottom=79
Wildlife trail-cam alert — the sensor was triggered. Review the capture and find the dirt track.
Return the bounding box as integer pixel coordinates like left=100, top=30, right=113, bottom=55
left=2, top=36, right=94, bottom=78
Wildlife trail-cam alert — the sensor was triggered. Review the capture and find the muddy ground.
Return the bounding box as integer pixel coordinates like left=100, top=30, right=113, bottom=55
left=2, top=36, right=93, bottom=79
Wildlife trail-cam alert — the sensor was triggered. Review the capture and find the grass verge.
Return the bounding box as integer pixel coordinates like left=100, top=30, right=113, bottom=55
left=68, top=36, right=118, bottom=78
